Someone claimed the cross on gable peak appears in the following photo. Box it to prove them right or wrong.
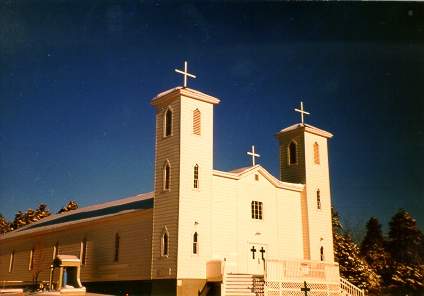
[174,61,196,88]
[247,145,260,166]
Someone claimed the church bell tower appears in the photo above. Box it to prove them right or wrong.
[276,102,335,263]
[150,62,220,294]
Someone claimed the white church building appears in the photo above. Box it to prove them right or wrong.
[0,63,363,296]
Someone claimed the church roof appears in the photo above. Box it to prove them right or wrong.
[277,123,333,138]
[213,165,304,192]
[1,192,153,240]
[229,166,252,174]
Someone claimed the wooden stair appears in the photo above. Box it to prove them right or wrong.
[223,273,264,296]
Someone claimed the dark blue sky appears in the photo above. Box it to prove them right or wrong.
[1,2,423,232]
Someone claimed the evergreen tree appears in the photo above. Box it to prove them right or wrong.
[388,209,423,265]
[0,214,11,234]
[332,208,381,294]
[386,209,424,295]
[10,204,51,231]
[57,200,79,214]
[360,217,388,275]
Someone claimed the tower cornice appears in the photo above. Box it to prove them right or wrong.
[151,87,220,109]
[276,123,333,140]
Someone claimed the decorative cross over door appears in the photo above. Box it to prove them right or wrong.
[248,243,267,275]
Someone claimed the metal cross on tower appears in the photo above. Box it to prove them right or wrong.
[247,145,260,166]
[294,101,310,124]
[175,61,196,88]
[301,281,311,296]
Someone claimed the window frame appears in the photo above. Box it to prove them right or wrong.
[314,142,320,165]
[288,141,298,165]
[114,233,120,262]
[163,160,171,191]
[251,201,263,220]
[52,242,59,259]
[192,232,199,255]
[164,108,173,138]
[193,164,199,189]
[316,189,321,210]
[193,108,201,135]
[80,237,87,265]
[9,250,14,273]
[29,248,34,271]
[161,228,169,257]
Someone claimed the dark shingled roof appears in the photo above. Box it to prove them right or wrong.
[1,192,153,240]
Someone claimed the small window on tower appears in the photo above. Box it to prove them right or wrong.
[163,161,171,191]
[320,246,324,261]
[317,189,321,209]
[193,164,199,189]
[193,109,201,135]
[192,232,199,254]
[251,201,263,220]
[314,142,320,164]
[289,141,297,165]
[164,108,173,137]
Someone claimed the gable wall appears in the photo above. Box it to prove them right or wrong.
[211,171,304,274]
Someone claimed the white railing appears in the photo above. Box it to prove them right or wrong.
[265,259,340,283]
[264,259,351,296]
[340,277,364,296]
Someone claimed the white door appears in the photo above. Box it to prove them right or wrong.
[247,243,267,275]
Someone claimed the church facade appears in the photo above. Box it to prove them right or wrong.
[0,77,360,295]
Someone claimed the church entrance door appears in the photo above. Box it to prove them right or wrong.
[247,243,267,275]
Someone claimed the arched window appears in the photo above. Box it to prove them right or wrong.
[192,232,199,254]
[193,164,199,189]
[314,142,320,164]
[193,109,201,135]
[320,246,324,261]
[317,189,321,209]
[163,161,171,191]
[114,233,120,262]
[289,141,297,165]
[164,108,173,137]
[161,228,169,257]
[80,238,87,265]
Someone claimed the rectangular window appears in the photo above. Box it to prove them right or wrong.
[193,164,199,189]
[193,109,201,135]
[251,201,263,220]
[80,238,87,265]
[53,242,59,259]
[114,233,120,262]
[29,248,34,271]
[9,251,14,273]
